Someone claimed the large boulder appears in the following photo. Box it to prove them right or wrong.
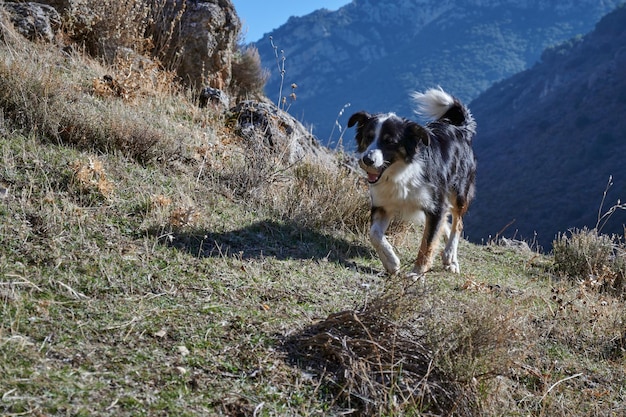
[156,0,240,89]
[230,100,338,168]
[33,0,240,90]
[1,2,61,42]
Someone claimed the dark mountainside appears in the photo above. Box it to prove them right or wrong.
[253,0,621,145]
[465,4,626,249]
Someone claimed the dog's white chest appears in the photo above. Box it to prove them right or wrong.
[369,163,433,221]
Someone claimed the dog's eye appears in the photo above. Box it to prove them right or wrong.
[382,134,393,143]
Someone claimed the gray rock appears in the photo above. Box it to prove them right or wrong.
[2,2,61,42]
[156,0,240,89]
[230,100,337,168]
[199,87,230,108]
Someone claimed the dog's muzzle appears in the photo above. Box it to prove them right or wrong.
[360,150,385,184]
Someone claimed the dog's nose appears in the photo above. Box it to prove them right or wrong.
[362,154,374,166]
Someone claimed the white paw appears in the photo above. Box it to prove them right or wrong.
[412,263,429,275]
[444,262,460,274]
[405,271,425,284]
[381,256,401,275]
[384,265,401,276]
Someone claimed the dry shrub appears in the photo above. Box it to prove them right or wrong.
[544,284,624,356]
[55,108,165,163]
[63,0,174,60]
[91,52,180,101]
[215,133,389,236]
[221,153,370,234]
[275,163,370,233]
[168,206,198,227]
[63,0,190,77]
[553,228,625,296]
[63,0,149,59]
[231,45,269,100]
[141,194,198,229]
[61,0,188,95]
[216,139,273,201]
[69,156,115,204]
[428,299,523,382]
[283,282,530,416]
[285,284,483,416]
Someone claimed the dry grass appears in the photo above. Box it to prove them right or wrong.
[1,5,625,416]
[62,0,182,62]
[278,163,370,233]
[554,227,625,296]
[0,25,194,164]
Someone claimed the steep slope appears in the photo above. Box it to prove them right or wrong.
[254,0,621,144]
[466,4,626,249]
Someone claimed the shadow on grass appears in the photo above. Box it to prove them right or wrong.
[148,219,375,269]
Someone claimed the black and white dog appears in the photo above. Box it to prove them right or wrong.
[348,87,476,276]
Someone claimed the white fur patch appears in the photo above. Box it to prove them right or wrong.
[411,87,454,120]
[363,149,384,169]
[370,160,434,220]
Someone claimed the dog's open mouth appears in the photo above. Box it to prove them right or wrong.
[365,167,385,184]
[359,157,387,184]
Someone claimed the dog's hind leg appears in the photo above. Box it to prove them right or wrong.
[413,211,447,275]
[442,208,463,274]
[370,207,400,275]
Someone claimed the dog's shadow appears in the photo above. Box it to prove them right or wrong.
[149,219,374,269]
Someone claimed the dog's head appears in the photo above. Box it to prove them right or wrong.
[348,111,429,184]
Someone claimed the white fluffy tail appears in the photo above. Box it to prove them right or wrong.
[411,87,455,120]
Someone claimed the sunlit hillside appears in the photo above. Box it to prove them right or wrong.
[0,2,624,416]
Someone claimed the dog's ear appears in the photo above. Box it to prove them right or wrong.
[348,111,373,152]
[347,111,371,129]
[406,122,429,146]
[403,122,430,160]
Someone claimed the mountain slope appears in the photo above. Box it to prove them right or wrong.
[1,3,626,416]
[254,0,622,144]
[466,4,626,248]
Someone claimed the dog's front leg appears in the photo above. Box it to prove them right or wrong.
[370,207,400,275]
[413,211,446,275]
[442,208,463,273]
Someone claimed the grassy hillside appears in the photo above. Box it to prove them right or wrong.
[1,7,625,417]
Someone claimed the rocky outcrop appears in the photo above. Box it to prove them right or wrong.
[28,0,240,90]
[199,87,230,108]
[155,0,241,89]
[230,100,337,168]
[1,2,60,42]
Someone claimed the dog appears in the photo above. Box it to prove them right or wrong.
[348,87,476,276]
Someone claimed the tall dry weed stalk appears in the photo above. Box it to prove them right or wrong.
[269,36,285,107]
[596,175,626,232]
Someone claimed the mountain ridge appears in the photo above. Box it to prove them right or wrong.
[253,0,622,144]
[466,3,626,248]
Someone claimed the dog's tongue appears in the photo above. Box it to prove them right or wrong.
[367,172,380,183]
